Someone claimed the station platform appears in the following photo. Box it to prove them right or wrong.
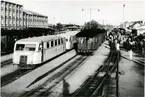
[1,53,13,63]
[104,41,145,65]
[120,49,145,65]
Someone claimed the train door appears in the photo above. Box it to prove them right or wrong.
[57,38,61,54]
[61,38,65,51]
[50,39,55,58]
[69,36,72,49]
[39,41,44,63]
[45,40,52,60]
[66,37,71,49]
[43,42,47,61]
[54,39,58,54]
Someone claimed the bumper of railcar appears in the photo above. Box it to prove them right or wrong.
[17,64,35,69]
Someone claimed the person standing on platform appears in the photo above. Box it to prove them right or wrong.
[116,40,120,51]
[108,34,113,50]
[140,39,145,55]
[128,38,133,60]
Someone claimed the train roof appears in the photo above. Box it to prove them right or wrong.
[57,30,80,37]
[16,35,63,43]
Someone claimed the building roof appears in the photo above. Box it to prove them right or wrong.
[23,10,47,18]
[136,25,145,30]
[1,0,23,6]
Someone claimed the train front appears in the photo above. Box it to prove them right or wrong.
[13,41,40,69]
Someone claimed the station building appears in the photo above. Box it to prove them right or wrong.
[1,0,23,30]
[23,10,48,28]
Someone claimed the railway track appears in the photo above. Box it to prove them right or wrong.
[1,69,31,87]
[1,50,73,87]
[14,55,90,97]
[71,51,120,97]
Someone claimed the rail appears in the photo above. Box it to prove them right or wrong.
[13,55,90,97]
[71,50,120,97]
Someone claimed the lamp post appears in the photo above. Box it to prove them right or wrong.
[82,8,100,21]
[54,17,56,25]
[123,4,125,28]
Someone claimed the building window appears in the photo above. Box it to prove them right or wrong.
[13,20,15,23]
[1,18,4,25]
[5,8,7,11]
[1,7,4,10]
[9,16,11,19]
[1,15,4,20]
[12,16,15,19]
[9,7,11,11]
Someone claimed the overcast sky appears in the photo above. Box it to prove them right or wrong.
[6,0,145,25]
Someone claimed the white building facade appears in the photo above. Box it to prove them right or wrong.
[1,0,48,30]
[23,10,48,28]
[1,0,23,30]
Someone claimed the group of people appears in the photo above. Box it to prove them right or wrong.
[123,34,145,56]
[107,30,134,60]
[108,29,145,60]
[107,32,121,52]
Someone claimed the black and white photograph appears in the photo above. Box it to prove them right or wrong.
[1,0,145,97]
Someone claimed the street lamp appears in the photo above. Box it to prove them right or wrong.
[54,17,56,25]
[82,8,100,21]
[123,4,125,28]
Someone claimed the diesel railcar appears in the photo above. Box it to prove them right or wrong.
[13,35,66,69]
[57,30,79,50]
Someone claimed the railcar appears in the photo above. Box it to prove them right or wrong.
[13,35,66,69]
[75,30,106,55]
[57,30,79,50]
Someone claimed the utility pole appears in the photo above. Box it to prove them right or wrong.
[82,8,100,21]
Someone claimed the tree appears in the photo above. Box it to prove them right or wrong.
[76,20,105,37]
[56,23,63,31]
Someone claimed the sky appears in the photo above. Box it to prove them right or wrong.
[6,0,145,26]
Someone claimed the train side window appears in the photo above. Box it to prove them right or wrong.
[47,41,50,48]
[72,36,74,41]
[39,44,42,50]
[66,38,68,42]
[70,37,72,42]
[61,38,63,44]
[58,39,60,45]
[55,39,57,46]
[16,44,25,51]
[51,40,54,47]
[25,44,36,51]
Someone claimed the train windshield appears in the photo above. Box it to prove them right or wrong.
[15,44,36,51]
